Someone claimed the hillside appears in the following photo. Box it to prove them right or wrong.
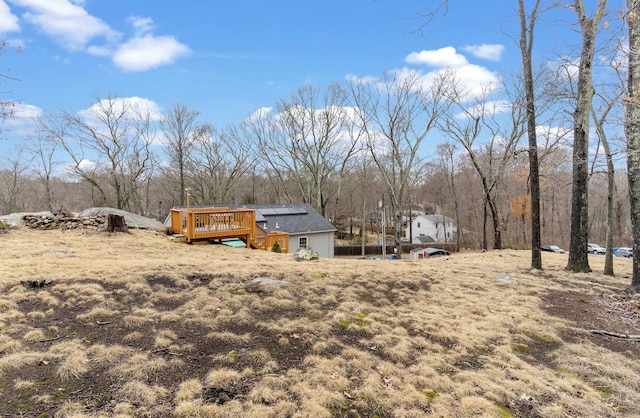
[1,226,639,417]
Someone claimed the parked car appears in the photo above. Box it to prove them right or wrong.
[541,245,565,253]
[587,243,605,254]
[616,247,633,258]
[424,247,450,257]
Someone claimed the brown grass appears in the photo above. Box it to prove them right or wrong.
[1,227,639,417]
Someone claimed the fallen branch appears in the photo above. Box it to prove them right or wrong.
[39,335,62,343]
[590,330,640,341]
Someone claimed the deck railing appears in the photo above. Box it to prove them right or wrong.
[169,207,288,252]
[253,223,289,253]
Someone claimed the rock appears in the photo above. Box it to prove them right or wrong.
[0,211,54,228]
[1,207,167,233]
[495,273,518,285]
[251,277,295,287]
[294,248,319,261]
[79,207,167,233]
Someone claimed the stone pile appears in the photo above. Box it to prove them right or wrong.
[23,214,107,230]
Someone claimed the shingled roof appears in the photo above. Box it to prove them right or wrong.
[229,203,336,235]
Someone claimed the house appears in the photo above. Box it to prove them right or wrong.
[169,203,337,258]
[406,214,456,244]
[231,204,337,258]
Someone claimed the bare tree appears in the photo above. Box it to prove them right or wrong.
[40,95,156,211]
[439,75,526,250]
[518,0,543,269]
[160,103,203,206]
[188,122,255,205]
[625,0,640,292]
[348,70,450,247]
[25,130,61,212]
[565,0,609,273]
[0,146,30,213]
[256,83,358,217]
[437,142,462,250]
[246,109,296,204]
[591,85,623,275]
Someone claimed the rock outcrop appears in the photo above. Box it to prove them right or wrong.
[0,207,168,233]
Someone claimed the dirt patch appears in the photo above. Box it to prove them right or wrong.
[543,290,640,359]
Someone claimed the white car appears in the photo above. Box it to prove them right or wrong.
[587,243,605,255]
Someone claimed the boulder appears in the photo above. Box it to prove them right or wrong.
[79,207,167,233]
[294,248,319,261]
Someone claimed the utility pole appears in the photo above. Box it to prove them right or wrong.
[380,199,386,259]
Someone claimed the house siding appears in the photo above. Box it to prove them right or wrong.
[289,230,335,258]
[407,214,456,243]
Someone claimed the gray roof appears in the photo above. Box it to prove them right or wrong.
[418,214,454,223]
[229,203,336,235]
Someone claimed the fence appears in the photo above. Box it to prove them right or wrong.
[334,243,457,257]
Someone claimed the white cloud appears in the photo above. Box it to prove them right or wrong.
[462,44,504,61]
[405,47,468,68]
[450,64,500,95]
[5,2,189,72]
[129,16,154,35]
[548,57,579,81]
[77,158,96,170]
[345,73,378,85]
[113,33,190,72]
[0,0,19,32]
[535,125,573,148]
[2,102,42,128]
[14,102,42,119]
[456,99,510,119]
[8,0,120,51]
[78,96,163,121]
[86,44,111,56]
[245,106,272,122]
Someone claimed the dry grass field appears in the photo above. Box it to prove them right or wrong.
[1,226,640,417]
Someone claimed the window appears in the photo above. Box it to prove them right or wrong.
[298,236,308,249]
[417,222,421,228]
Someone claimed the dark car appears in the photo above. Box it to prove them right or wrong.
[424,247,450,257]
[541,245,565,253]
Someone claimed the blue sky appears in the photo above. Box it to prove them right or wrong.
[0,0,611,156]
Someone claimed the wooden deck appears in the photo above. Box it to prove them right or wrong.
[169,208,289,252]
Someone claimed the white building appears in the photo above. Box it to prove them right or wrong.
[406,214,456,243]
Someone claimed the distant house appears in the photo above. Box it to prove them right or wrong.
[407,214,456,244]
[230,204,337,258]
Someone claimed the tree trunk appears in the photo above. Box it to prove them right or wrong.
[107,214,128,233]
[488,198,502,250]
[626,0,640,292]
[518,0,542,269]
[566,0,607,273]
